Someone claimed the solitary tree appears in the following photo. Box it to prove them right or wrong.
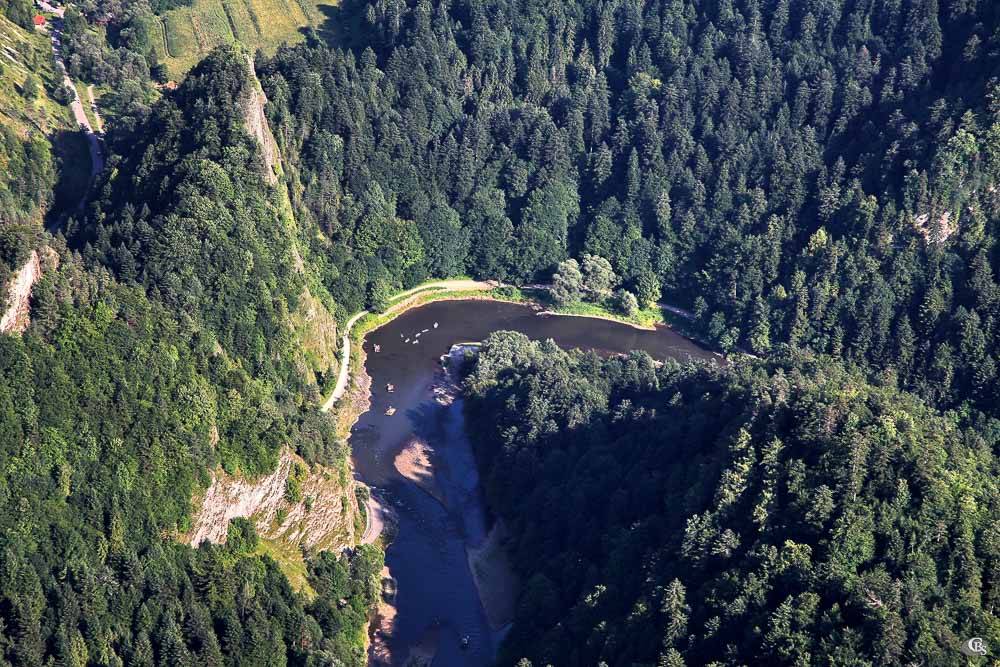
[551,258,583,306]
[613,288,639,317]
[21,74,40,100]
[581,253,617,299]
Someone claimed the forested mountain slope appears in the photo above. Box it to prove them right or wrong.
[0,258,380,664]
[464,332,1000,666]
[2,0,1000,664]
[259,0,1000,418]
[0,47,380,665]
[74,47,341,410]
[0,9,83,311]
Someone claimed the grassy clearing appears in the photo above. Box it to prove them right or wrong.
[256,537,317,599]
[153,0,339,79]
[0,17,75,136]
[247,0,306,43]
[495,286,670,330]
[386,285,446,304]
[193,0,236,51]
[221,0,258,43]
[543,298,665,329]
[163,11,198,60]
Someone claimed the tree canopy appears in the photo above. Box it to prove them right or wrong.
[2,0,1000,663]
[465,332,1000,666]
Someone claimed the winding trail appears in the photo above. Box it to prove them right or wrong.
[36,1,104,208]
[320,280,491,412]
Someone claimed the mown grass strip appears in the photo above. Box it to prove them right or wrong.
[164,11,198,59]
[192,0,236,51]
[224,0,260,41]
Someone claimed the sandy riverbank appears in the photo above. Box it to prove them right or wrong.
[393,438,446,505]
[369,565,398,665]
[467,521,519,631]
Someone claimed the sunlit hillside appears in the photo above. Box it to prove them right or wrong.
[149,0,336,78]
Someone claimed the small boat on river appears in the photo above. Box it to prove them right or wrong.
[385,406,396,416]
[381,576,397,603]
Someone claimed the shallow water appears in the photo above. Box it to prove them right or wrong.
[352,300,712,665]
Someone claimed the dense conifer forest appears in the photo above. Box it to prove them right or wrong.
[258,0,1000,417]
[0,47,381,665]
[0,0,999,663]
[465,332,999,665]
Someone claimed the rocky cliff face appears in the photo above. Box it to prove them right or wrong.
[1,248,56,334]
[187,448,360,551]
[240,54,280,185]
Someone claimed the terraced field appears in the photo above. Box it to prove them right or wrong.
[151,0,337,78]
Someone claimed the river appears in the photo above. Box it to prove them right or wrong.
[350,299,713,666]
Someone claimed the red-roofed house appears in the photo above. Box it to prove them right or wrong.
[33,15,46,26]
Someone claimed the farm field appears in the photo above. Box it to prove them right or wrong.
[150,0,338,78]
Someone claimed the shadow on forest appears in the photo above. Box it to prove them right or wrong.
[300,0,372,51]
[45,128,92,230]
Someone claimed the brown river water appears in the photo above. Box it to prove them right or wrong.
[350,299,713,666]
